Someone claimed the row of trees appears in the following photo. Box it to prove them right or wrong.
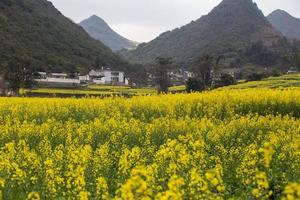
[152,55,235,94]
[152,49,300,94]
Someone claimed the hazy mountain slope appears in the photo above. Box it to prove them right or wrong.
[121,0,282,66]
[79,15,138,51]
[0,0,125,73]
[268,9,300,40]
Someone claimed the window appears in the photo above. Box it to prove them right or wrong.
[111,77,119,82]
[111,72,119,76]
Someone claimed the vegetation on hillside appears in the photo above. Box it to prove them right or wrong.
[120,0,285,69]
[222,74,300,89]
[0,0,125,73]
[268,9,300,40]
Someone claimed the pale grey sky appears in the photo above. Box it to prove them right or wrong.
[49,0,300,42]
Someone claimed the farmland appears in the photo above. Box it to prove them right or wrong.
[19,74,300,98]
[223,74,300,89]
[21,85,187,98]
[0,89,300,199]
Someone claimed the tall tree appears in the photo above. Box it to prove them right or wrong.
[3,59,35,95]
[192,55,224,89]
[285,53,300,70]
[152,57,173,94]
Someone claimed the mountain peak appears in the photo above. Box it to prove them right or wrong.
[89,15,105,21]
[79,16,138,51]
[219,0,257,7]
[212,0,262,17]
[269,9,293,18]
[121,0,282,65]
[268,10,300,40]
[83,15,108,26]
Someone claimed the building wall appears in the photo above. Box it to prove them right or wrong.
[35,78,81,87]
[103,71,124,84]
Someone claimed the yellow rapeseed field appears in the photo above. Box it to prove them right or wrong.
[0,89,300,199]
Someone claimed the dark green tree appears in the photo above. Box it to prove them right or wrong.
[217,74,236,87]
[246,73,266,82]
[152,57,173,94]
[186,78,204,93]
[3,59,35,95]
[21,68,36,90]
[191,55,224,89]
[245,41,278,67]
[4,63,23,95]
[284,53,300,71]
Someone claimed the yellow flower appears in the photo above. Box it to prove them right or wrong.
[0,179,5,188]
[79,191,90,200]
[282,183,300,200]
[26,192,40,200]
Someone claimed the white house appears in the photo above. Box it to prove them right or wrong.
[287,68,298,75]
[78,75,90,84]
[37,72,47,79]
[35,72,80,87]
[89,69,126,85]
[35,69,128,87]
[49,73,68,79]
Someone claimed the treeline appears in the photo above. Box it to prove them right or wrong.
[147,48,300,94]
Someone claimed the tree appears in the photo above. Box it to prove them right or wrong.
[217,74,235,87]
[3,59,35,95]
[245,41,278,67]
[4,65,23,95]
[191,55,224,89]
[22,68,36,90]
[126,63,148,87]
[284,53,300,71]
[152,57,173,94]
[246,73,265,82]
[186,78,204,93]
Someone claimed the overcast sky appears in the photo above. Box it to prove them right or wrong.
[49,0,300,43]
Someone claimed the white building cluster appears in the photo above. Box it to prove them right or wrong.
[35,69,129,87]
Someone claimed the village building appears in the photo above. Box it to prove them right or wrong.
[37,72,47,79]
[48,73,68,79]
[35,69,129,87]
[89,69,128,85]
[169,70,193,85]
[287,68,299,75]
[35,72,80,87]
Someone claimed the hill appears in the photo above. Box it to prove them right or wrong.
[120,0,283,67]
[79,15,138,51]
[0,0,125,73]
[268,10,300,40]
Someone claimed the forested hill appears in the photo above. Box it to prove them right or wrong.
[120,0,283,67]
[268,10,300,40]
[0,0,125,73]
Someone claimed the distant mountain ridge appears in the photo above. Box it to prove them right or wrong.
[268,10,300,40]
[121,0,282,66]
[0,0,125,73]
[79,15,138,51]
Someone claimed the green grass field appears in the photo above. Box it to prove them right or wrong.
[22,85,186,97]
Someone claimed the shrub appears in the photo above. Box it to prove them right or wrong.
[217,73,236,87]
[246,73,266,82]
[186,78,204,93]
